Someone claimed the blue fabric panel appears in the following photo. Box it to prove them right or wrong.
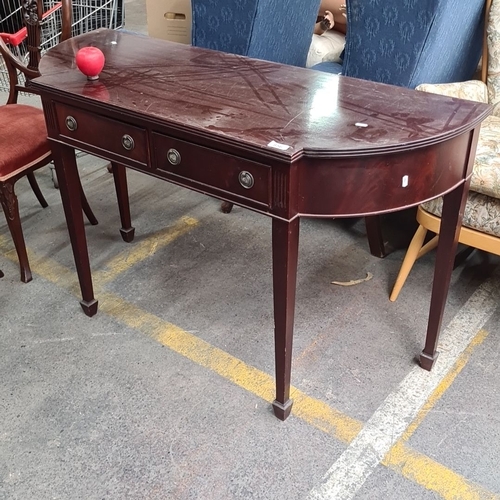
[191,0,258,55]
[191,0,320,67]
[410,0,484,87]
[339,0,484,89]
[342,0,438,86]
[248,0,321,67]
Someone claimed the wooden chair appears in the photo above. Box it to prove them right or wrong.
[390,0,500,301]
[0,0,98,282]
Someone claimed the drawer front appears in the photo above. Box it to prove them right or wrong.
[54,103,147,163]
[152,132,271,206]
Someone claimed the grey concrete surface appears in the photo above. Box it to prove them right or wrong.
[1,2,500,499]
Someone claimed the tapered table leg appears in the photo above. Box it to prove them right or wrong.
[52,143,98,316]
[420,180,471,370]
[271,217,300,420]
[111,162,135,242]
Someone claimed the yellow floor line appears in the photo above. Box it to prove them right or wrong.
[2,234,498,499]
[383,329,500,500]
[0,232,364,443]
[397,329,489,443]
[386,441,499,500]
[94,216,199,285]
[98,290,364,444]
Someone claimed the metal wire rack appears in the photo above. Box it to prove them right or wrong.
[0,0,124,93]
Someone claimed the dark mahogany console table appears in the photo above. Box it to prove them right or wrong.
[32,29,490,420]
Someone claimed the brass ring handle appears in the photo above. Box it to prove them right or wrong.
[65,116,78,131]
[167,148,181,165]
[122,134,135,151]
[238,171,254,189]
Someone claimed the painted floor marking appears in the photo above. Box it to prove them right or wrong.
[388,440,500,500]
[308,275,500,500]
[2,233,500,498]
[93,216,198,286]
[385,329,500,500]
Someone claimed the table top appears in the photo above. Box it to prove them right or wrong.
[34,29,490,161]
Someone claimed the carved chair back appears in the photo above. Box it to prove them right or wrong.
[0,0,72,104]
[0,0,97,283]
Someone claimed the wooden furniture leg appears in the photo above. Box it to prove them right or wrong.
[226,210,389,261]
[0,182,32,283]
[111,162,135,242]
[78,180,98,226]
[271,217,300,421]
[390,229,438,301]
[221,201,234,213]
[365,214,389,258]
[453,246,476,268]
[27,172,48,208]
[52,143,97,316]
[420,182,470,370]
[390,225,428,301]
[48,166,98,226]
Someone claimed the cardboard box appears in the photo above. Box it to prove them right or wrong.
[146,0,192,44]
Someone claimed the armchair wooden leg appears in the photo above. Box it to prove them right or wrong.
[27,172,48,208]
[111,162,135,242]
[365,215,389,258]
[389,225,428,301]
[0,182,32,283]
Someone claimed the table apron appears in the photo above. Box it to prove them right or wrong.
[45,98,476,220]
[297,132,474,216]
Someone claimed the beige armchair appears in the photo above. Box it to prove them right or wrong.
[390,0,500,301]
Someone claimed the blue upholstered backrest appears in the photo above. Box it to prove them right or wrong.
[342,0,485,88]
[191,0,321,67]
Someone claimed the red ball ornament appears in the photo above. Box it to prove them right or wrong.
[75,47,105,80]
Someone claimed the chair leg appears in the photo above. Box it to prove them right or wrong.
[221,201,234,213]
[0,182,32,283]
[111,162,135,242]
[389,225,429,302]
[365,215,389,258]
[27,172,48,208]
[50,164,59,188]
[418,234,439,259]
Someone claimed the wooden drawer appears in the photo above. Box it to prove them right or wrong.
[152,132,271,207]
[54,103,147,164]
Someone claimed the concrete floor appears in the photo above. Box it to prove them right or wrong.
[1,2,500,499]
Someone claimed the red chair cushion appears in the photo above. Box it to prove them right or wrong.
[0,104,51,181]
